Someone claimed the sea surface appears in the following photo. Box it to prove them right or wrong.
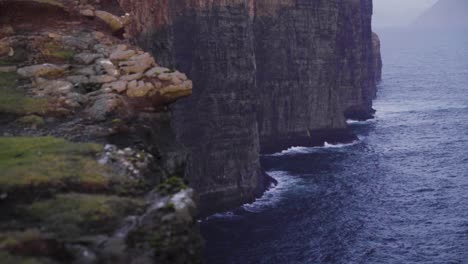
[201,29,468,264]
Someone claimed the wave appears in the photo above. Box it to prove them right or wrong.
[203,171,299,221]
[269,140,360,156]
[241,171,299,213]
[203,211,241,221]
[347,119,376,125]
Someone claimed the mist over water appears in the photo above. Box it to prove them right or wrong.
[373,0,437,28]
[201,29,468,263]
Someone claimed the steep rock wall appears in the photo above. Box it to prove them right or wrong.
[373,32,383,83]
[120,0,266,215]
[120,0,379,213]
[254,0,368,153]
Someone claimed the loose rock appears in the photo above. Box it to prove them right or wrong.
[17,64,67,78]
[95,10,124,33]
[119,53,155,74]
[74,53,103,65]
[145,66,170,77]
[89,75,117,84]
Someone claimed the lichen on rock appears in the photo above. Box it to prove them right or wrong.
[0,1,201,263]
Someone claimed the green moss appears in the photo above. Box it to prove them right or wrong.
[0,72,18,89]
[0,251,46,264]
[156,177,187,196]
[17,115,45,128]
[0,88,50,115]
[23,193,145,238]
[41,44,74,61]
[0,137,109,195]
[0,73,51,115]
[111,118,122,124]
[0,230,43,250]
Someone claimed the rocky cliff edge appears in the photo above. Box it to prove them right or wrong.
[0,0,201,263]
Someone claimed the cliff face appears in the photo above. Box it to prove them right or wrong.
[120,0,266,215]
[373,32,383,84]
[254,0,376,152]
[121,0,379,213]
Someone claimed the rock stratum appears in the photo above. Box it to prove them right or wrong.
[120,0,382,214]
[0,0,382,263]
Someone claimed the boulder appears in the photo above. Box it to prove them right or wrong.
[119,53,155,74]
[159,80,193,101]
[35,80,73,96]
[76,66,96,76]
[95,10,124,33]
[110,47,136,61]
[66,75,89,84]
[85,93,124,121]
[96,59,119,77]
[108,80,128,93]
[145,66,170,77]
[17,64,67,78]
[80,9,95,17]
[120,72,142,81]
[89,75,117,84]
[126,81,154,98]
[0,42,10,56]
[74,53,103,65]
[62,36,91,50]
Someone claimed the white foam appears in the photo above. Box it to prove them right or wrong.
[269,140,360,156]
[202,171,297,221]
[204,211,240,221]
[323,141,359,148]
[241,171,299,213]
[346,119,376,125]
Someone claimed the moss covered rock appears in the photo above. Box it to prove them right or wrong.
[0,88,50,116]
[17,115,45,128]
[40,44,74,62]
[155,177,187,196]
[22,193,145,238]
[0,72,51,116]
[0,137,109,198]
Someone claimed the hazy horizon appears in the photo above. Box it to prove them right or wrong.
[373,0,438,28]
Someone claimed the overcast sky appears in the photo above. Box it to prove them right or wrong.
[373,0,438,28]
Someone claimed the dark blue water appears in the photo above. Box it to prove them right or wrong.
[201,29,468,264]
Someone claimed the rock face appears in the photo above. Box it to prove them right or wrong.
[255,0,376,151]
[120,0,266,215]
[0,1,201,263]
[120,0,380,214]
[373,32,383,84]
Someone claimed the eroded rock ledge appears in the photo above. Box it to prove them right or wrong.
[0,0,201,263]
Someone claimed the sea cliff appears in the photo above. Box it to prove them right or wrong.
[120,0,382,214]
[0,0,382,262]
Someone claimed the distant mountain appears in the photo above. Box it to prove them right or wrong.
[412,0,468,28]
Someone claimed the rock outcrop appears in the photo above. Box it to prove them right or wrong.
[120,0,380,214]
[373,32,383,84]
[0,1,201,263]
[255,0,377,152]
